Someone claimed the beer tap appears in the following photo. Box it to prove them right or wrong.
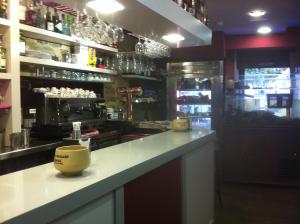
[117,87,143,121]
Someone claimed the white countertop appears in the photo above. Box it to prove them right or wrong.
[0,128,214,224]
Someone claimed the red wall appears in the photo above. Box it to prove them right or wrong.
[169,31,226,62]
[226,31,300,50]
[224,28,300,77]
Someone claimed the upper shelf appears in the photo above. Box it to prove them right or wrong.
[19,24,118,53]
[53,0,212,48]
[122,74,160,81]
[0,18,10,27]
[0,73,11,80]
[20,56,118,75]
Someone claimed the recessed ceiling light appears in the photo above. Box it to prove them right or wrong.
[86,0,125,14]
[257,26,272,34]
[248,9,266,17]
[162,34,185,43]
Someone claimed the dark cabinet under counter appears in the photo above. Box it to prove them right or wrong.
[222,122,300,185]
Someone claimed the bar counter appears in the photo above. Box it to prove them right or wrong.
[0,128,215,224]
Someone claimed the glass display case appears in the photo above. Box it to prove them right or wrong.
[176,89,212,128]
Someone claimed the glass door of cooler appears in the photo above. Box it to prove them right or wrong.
[176,90,212,128]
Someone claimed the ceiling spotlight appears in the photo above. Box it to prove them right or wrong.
[86,0,125,14]
[257,26,272,34]
[162,34,185,43]
[248,9,266,17]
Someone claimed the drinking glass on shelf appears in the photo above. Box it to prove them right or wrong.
[116,53,124,72]
[105,56,111,69]
[51,71,58,79]
[124,53,131,73]
[61,70,68,79]
[44,70,51,78]
[71,54,77,64]
[132,54,138,73]
[80,73,87,81]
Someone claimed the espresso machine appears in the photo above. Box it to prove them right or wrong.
[31,93,107,139]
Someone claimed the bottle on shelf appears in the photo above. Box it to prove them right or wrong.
[0,0,7,19]
[61,14,70,36]
[66,14,73,35]
[0,34,6,73]
[45,6,54,31]
[35,0,45,29]
[53,8,62,33]
[19,0,27,24]
[190,0,196,16]
[25,0,37,27]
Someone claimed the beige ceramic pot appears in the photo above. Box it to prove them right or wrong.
[172,118,190,131]
[54,145,90,176]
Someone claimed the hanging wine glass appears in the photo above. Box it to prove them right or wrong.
[114,26,124,43]
[135,36,144,54]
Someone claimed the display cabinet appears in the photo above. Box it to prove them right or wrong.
[176,89,212,128]
[0,0,21,146]
[225,67,299,118]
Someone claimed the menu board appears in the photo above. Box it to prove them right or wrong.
[267,94,292,108]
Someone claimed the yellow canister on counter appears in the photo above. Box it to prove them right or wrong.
[172,117,190,131]
[54,145,90,176]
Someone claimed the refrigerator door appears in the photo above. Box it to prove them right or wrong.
[166,61,224,130]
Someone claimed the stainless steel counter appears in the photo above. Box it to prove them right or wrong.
[0,141,63,161]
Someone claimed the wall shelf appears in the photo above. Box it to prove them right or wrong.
[0,18,11,27]
[0,104,11,109]
[0,73,11,80]
[20,56,118,75]
[21,75,112,84]
[20,24,118,53]
[188,115,211,118]
[177,103,211,105]
[122,74,160,81]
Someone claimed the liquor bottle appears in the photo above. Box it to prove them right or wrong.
[25,1,37,26]
[66,14,74,36]
[190,0,196,16]
[19,0,27,24]
[52,8,62,33]
[0,34,6,73]
[0,0,7,18]
[45,7,54,31]
[61,14,69,35]
[182,0,188,11]
[36,0,45,29]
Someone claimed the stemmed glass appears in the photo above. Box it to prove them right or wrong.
[135,36,144,54]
